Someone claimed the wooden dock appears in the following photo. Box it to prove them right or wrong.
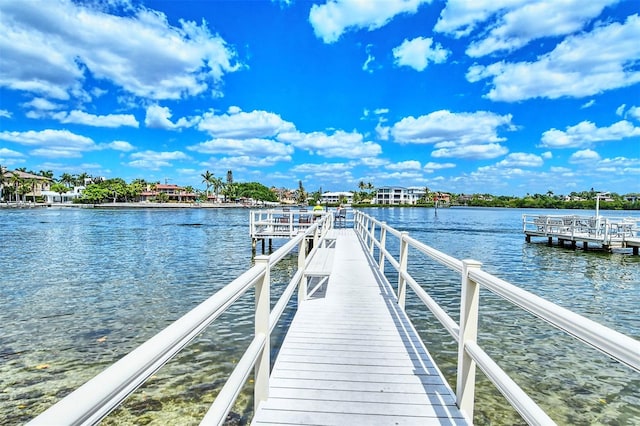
[523,214,640,254]
[252,229,468,425]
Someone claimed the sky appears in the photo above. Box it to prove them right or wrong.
[0,0,639,196]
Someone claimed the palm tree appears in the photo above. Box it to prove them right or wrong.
[201,170,214,199]
[77,172,90,186]
[211,176,224,202]
[10,172,23,202]
[39,170,54,179]
[0,165,6,201]
[60,173,74,188]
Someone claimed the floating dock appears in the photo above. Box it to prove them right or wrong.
[522,214,640,254]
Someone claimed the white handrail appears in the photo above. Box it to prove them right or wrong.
[29,213,333,426]
[353,210,639,425]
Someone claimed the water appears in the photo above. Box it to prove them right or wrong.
[1,207,638,424]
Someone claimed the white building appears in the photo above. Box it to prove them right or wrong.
[376,186,425,205]
[41,186,85,203]
[320,191,354,205]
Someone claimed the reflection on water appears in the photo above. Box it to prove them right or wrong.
[1,207,638,424]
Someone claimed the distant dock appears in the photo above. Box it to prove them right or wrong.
[250,207,350,252]
[522,214,640,254]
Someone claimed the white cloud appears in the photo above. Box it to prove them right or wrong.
[541,151,553,159]
[627,106,640,121]
[0,147,24,157]
[106,140,136,152]
[463,0,616,57]
[496,152,543,167]
[0,109,11,118]
[23,98,61,111]
[52,110,139,128]
[392,37,450,71]
[569,149,601,163]
[541,120,640,148]
[309,0,430,43]
[0,129,97,158]
[279,129,382,159]
[432,143,508,159]
[128,150,191,170]
[213,154,292,169]
[390,110,513,160]
[466,14,640,101]
[198,109,295,139]
[434,0,526,38]
[616,104,627,116]
[0,0,239,100]
[423,161,456,171]
[581,100,595,109]
[145,105,195,130]
[188,138,294,157]
[386,160,421,171]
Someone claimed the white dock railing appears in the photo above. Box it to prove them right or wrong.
[354,210,640,424]
[28,214,335,426]
[522,213,639,242]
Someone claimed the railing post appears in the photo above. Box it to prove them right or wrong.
[398,231,409,310]
[298,238,307,304]
[456,259,483,420]
[254,255,270,412]
[369,221,376,254]
[379,222,387,273]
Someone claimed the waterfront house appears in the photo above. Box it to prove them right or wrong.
[1,169,52,202]
[320,191,354,205]
[140,183,197,203]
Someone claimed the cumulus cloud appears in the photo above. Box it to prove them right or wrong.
[309,0,429,43]
[386,160,421,171]
[188,138,294,157]
[569,149,601,163]
[466,14,640,101]
[106,140,136,152]
[496,152,543,167]
[462,0,615,57]
[0,147,24,158]
[423,161,456,171]
[432,143,508,159]
[0,109,11,118]
[390,110,513,159]
[128,150,191,170]
[145,105,195,130]
[0,0,239,100]
[198,109,295,139]
[52,110,139,128]
[0,129,97,158]
[392,37,450,71]
[279,130,382,159]
[541,120,640,148]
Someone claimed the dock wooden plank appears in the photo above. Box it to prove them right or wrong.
[252,229,468,425]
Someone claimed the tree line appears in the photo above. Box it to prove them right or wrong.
[1,165,638,209]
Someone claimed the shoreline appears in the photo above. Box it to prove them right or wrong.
[0,201,250,209]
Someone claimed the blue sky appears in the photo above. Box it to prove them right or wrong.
[0,0,639,196]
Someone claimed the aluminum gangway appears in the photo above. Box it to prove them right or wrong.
[28,210,639,426]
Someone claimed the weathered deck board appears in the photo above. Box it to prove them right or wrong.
[252,229,468,425]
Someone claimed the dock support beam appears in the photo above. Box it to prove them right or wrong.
[457,259,483,421]
[254,256,270,412]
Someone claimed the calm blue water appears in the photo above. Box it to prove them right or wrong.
[1,207,638,424]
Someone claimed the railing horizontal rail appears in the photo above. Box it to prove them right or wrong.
[469,268,640,372]
[28,265,265,425]
[353,210,640,424]
[402,270,460,341]
[30,213,334,426]
[465,341,555,425]
[200,334,266,425]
